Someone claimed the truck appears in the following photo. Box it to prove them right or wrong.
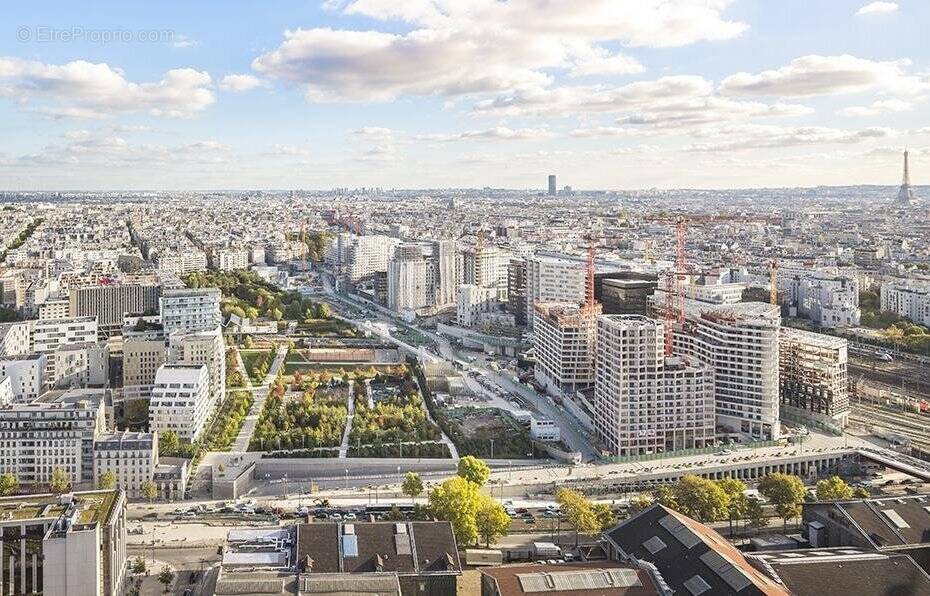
[465,549,504,566]
[533,542,563,559]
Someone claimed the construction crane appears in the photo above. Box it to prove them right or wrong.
[581,233,601,315]
[769,259,779,307]
[644,212,777,355]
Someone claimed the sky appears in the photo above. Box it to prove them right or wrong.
[1,0,929,191]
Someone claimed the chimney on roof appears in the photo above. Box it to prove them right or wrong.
[303,556,314,572]
[444,552,455,570]
[375,554,384,572]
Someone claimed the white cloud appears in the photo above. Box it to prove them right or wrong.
[171,35,200,49]
[220,74,264,92]
[686,124,895,151]
[413,126,553,142]
[254,1,745,102]
[720,54,921,97]
[837,98,912,117]
[856,2,898,16]
[0,58,215,118]
[352,126,396,140]
[474,75,714,116]
[4,132,230,169]
[570,126,647,138]
[356,144,399,162]
[473,75,812,136]
[567,45,644,78]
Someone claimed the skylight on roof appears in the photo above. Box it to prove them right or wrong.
[643,536,667,554]
[683,575,711,596]
[881,509,910,529]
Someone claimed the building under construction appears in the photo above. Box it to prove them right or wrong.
[650,296,782,441]
[778,327,849,433]
[532,301,601,394]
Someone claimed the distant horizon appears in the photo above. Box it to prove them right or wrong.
[1,182,928,196]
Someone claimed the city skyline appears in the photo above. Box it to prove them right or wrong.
[1,1,930,190]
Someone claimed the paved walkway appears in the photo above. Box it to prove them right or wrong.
[337,380,356,458]
[231,346,288,453]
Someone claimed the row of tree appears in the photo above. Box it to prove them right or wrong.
[638,473,868,532]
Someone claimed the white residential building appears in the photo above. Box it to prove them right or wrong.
[160,287,222,336]
[783,271,860,328]
[387,244,429,312]
[169,326,226,410]
[38,298,71,320]
[456,285,499,327]
[149,364,212,442]
[463,245,509,300]
[52,342,109,389]
[336,234,401,282]
[94,431,158,500]
[779,328,849,432]
[0,388,107,485]
[31,316,99,377]
[533,302,600,394]
[155,249,208,275]
[594,315,715,457]
[0,353,48,401]
[525,255,586,327]
[213,248,250,271]
[0,321,31,356]
[530,417,561,442]
[658,299,782,441]
[880,279,930,326]
[430,239,457,307]
[0,377,12,406]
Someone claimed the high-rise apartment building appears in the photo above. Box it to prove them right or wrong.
[69,283,160,335]
[548,174,557,195]
[169,326,226,410]
[429,239,457,307]
[594,315,715,457]
[463,245,509,300]
[533,302,600,394]
[525,255,586,327]
[507,257,527,324]
[660,299,781,440]
[159,288,222,336]
[335,233,401,282]
[779,328,849,432]
[387,244,429,312]
[149,364,211,442]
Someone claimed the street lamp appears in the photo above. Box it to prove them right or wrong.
[344,469,349,490]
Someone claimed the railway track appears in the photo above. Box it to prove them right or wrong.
[850,401,930,452]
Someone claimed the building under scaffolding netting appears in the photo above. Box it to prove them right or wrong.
[778,327,849,434]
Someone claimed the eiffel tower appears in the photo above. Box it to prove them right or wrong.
[897,149,917,205]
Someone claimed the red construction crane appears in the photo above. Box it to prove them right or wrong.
[644,212,775,355]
